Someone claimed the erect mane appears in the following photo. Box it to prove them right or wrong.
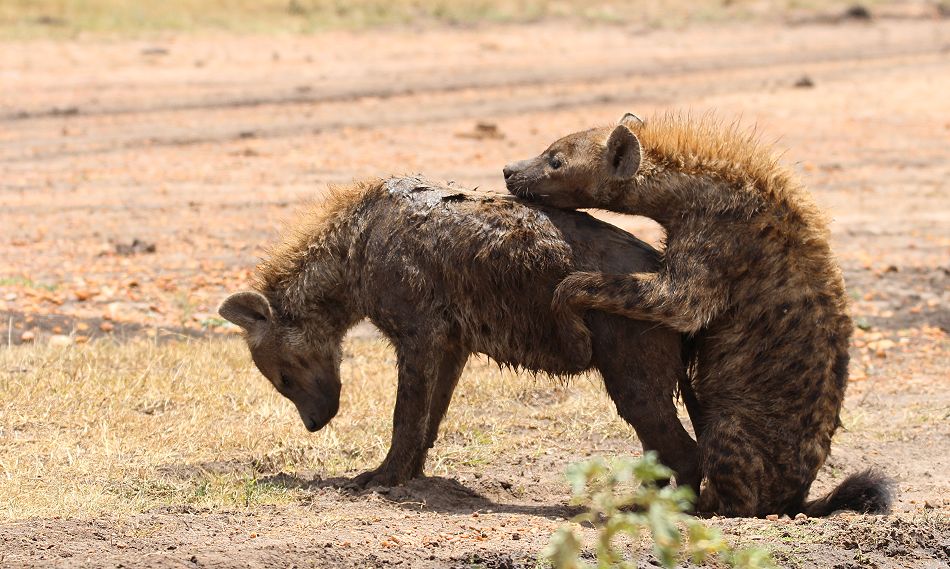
[252,178,385,301]
[633,113,799,202]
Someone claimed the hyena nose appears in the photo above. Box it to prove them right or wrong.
[503,165,514,180]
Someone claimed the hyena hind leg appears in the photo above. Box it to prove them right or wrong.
[697,419,768,517]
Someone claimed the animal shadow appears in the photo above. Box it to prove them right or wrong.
[260,472,582,520]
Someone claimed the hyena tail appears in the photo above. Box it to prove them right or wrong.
[676,335,704,439]
[802,469,896,517]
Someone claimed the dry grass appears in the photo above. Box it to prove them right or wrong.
[0,333,641,521]
[0,0,887,38]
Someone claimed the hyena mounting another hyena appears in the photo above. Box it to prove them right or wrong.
[219,176,699,491]
[503,113,894,517]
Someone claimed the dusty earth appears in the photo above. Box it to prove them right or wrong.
[1,9,949,569]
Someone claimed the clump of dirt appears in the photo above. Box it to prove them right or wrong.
[114,238,157,256]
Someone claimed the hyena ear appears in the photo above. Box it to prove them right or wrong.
[219,291,273,331]
[605,124,642,180]
[618,112,644,127]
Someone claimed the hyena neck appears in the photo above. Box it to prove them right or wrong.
[611,168,764,236]
[260,225,362,328]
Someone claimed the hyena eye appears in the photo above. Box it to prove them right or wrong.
[549,156,564,170]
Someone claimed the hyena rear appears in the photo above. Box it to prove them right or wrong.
[503,114,895,517]
[219,176,699,490]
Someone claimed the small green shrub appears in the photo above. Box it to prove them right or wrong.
[545,453,774,569]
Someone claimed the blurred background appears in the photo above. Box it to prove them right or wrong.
[1,0,947,342]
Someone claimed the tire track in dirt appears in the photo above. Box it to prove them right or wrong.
[2,49,946,164]
[3,36,943,123]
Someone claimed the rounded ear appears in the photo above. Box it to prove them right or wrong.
[605,124,642,180]
[218,291,273,331]
[618,112,644,127]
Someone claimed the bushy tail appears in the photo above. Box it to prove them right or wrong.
[802,469,896,517]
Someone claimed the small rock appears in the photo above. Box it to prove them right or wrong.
[455,121,505,140]
[114,239,156,256]
[795,512,807,520]
[49,334,72,347]
[99,321,115,332]
[33,15,67,27]
[141,46,169,56]
[511,533,521,540]
[843,4,872,20]
[20,331,35,342]
[794,75,815,88]
[74,289,94,301]
[766,514,779,521]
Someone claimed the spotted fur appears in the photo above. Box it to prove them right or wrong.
[220,176,700,491]
[503,114,894,517]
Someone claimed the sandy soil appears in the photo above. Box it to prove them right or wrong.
[1,11,949,569]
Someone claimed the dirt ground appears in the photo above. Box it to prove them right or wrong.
[1,7,949,569]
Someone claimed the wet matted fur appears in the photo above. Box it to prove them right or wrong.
[220,176,699,490]
[503,113,894,517]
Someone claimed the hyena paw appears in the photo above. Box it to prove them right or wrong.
[553,272,602,310]
[346,464,414,490]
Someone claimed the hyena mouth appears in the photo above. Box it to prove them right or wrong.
[505,179,535,201]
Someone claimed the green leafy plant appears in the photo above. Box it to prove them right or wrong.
[545,452,774,569]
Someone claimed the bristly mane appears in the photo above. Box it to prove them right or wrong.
[630,113,830,237]
[252,178,386,311]
[634,113,799,203]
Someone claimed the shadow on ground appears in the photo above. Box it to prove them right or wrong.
[261,472,584,520]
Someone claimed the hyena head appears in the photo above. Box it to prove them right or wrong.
[503,113,645,209]
[219,291,343,433]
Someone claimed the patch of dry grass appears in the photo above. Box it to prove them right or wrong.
[0,334,640,520]
[0,0,888,38]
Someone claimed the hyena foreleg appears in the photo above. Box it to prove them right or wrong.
[553,270,725,335]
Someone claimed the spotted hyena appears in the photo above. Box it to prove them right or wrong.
[219,176,699,491]
[503,114,894,517]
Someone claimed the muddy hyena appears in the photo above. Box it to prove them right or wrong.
[219,176,699,490]
[503,114,894,517]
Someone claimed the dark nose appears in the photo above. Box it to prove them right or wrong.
[304,417,318,432]
[503,165,514,180]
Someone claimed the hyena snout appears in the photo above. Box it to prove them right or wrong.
[503,159,533,180]
[295,395,338,432]
[289,373,341,432]
[503,159,538,196]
